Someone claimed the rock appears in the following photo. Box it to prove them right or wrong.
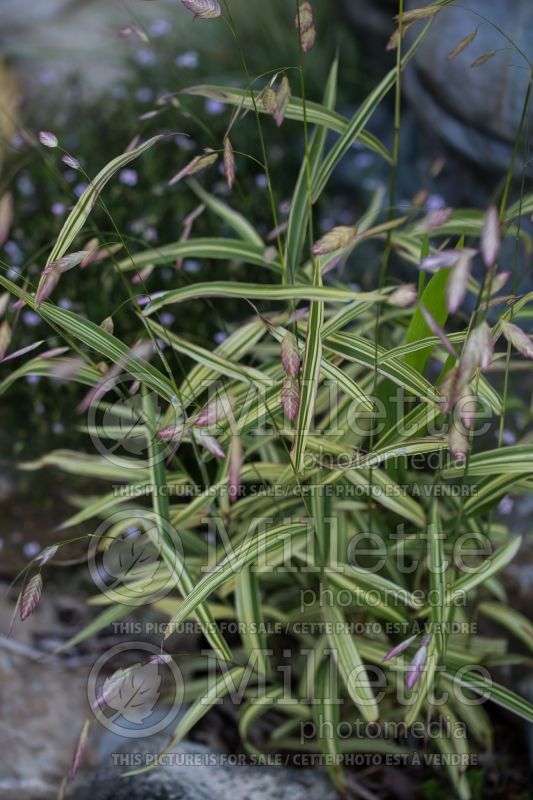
[0,596,91,800]
[67,736,337,800]
[336,0,533,175]
[404,0,533,174]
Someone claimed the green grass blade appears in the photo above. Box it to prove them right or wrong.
[235,565,269,676]
[428,502,446,654]
[124,666,247,776]
[117,238,282,273]
[164,521,308,633]
[143,282,387,315]
[285,58,338,278]
[442,446,533,478]
[323,597,379,722]
[142,388,232,661]
[46,136,162,266]
[183,84,391,163]
[447,537,522,603]
[477,602,533,653]
[188,180,264,246]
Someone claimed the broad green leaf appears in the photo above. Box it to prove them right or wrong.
[142,388,231,661]
[462,474,522,517]
[238,687,283,754]
[0,355,101,396]
[58,487,151,529]
[143,282,387,315]
[428,503,447,654]
[314,657,345,792]
[164,521,309,633]
[327,562,423,610]
[432,705,471,800]
[478,601,533,653]
[442,670,533,723]
[324,332,441,405]
[0,274,177,403]
[235,566,269,676]
[179,318,265,405]
[443,446,533,478]
[117,238,282,273]
[285,58,338,278]
[292,290,323,473]
[447,537,522,603]
[323,598,378,722]
[146,319,269,387]
[183,84,391,163]
[20,450,148,481]
[55,604,132,652]
[403,268,451,374]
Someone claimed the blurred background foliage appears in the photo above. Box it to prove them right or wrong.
[0,0,378,463]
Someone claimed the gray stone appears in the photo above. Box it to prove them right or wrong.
[0,596,92,800]
[67,736,337,800]
[404,0,533,173]
[337,0,533,174]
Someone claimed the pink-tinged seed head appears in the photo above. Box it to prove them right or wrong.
[20,573,43,621]
[39,131,58,148]
[406,640,428,690]
[281,376,300,421]
[281,331,300,377]
[382,634,418,662]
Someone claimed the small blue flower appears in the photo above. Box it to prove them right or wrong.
[135,48,156,66]
[119,169,138,187]
[175,51,199,69]
[205,99,225,116]
[136,87,154,103]
[74,183,88,198]
[22,311,41,328]
[426,194,447,211]
[149,19,171,37]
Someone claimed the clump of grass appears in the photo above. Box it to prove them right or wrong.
[2,2,533,798]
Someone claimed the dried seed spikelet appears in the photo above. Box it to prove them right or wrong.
[169,151,218,186]
[471,50,496,68]
[481,205,501,268]
[312,225,357,256]
[20,574,43,621]
[387,284,418,308]
[501,321,533,360]
[70,720,91,778]
[295,2,316,53]
[448,30,477,60]
[281,331,300,377]
[223,136,236,190]
[262,78,291,127]
[181,0,221,19]
[281,376,300,421]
